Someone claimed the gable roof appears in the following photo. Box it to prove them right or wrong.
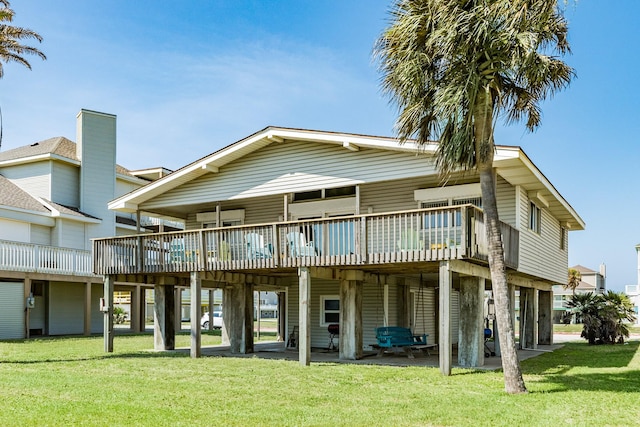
[107,126,585,230]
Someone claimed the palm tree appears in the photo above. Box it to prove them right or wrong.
[564,268,582,295]
[565,292,600,344]
[0,0,45,77]
[0,0,45,150]
[375,0,573,394]
[599,291,636,344]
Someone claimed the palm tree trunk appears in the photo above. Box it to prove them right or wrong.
[475,89,527,394]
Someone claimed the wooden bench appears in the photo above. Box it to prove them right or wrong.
[374,326,436,359]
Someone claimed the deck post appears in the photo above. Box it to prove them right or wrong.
[208,289,214,331]
[223,281,254,354]
[153,284,175,350]
[299,267,311,366]
[103,275,114,353]
[538,290,553,345]
[131,285,142,333]
[438,261,452,375]
[458,276,484,367]
[190,272,202,358]
[520,287,536,349]
[339,277,363,360]
[84,281,92,336]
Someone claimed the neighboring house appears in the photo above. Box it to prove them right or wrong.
[0,109,175,339]
[552,264,606,323]
[94,127,584,371]
[625,244,640,325]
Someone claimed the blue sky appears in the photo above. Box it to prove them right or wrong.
[2,1,639,291]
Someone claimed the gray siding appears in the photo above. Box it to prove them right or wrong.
[496,176,516,226]
[78,110,116,240]
[185,195,284,230]
[56,220,86,250]
[48,281,84,335]
[516,187,567,284]
[360,177,436,213]
[144,141,438,210]
[30,224,51,245]
[0,281,24,339]
[91,283,103,334]
[2,162,52,200]
[51,162,79,207]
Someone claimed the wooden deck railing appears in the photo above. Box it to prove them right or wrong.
[93,206,519,275]
[0,239,94,276]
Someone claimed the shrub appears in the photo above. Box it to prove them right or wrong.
[113,306,127,324]
[566,291,636,344]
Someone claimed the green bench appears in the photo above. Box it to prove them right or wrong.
[374,326,436,359]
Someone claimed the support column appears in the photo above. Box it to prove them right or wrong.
[277,291,285,342]
[458,276,484,367]
[223,281,254,354]
[538,290,553,345]
[175,287,182,331]
[299,267,311,366]
[208,289,214,331]
[154,284,175,351]
[438,261,452,376]
[83,282,92,336]
[520,287,536,349]
[103,275,114,353]
[24,278,32,339]
[131,286,141,333]
[190,272,202,358]
[339,278,363,360]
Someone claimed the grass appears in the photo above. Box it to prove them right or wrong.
[1,334,640,426]
[553,323,640,334]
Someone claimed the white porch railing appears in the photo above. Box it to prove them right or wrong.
[93,206,519,275]
[0,239,94,276]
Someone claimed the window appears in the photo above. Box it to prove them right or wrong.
[293,186,356,202]
[529,202,541,233]
[320,295,340,326]
[560,226,567,250]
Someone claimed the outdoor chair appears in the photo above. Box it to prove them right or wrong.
[397,229,424,251]
[245,232,273,259]
[286,231,316,256]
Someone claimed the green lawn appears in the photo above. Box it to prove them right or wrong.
[1,334,639,426]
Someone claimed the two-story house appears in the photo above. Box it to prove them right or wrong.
[0,109,174,339]
[94,127,584,372]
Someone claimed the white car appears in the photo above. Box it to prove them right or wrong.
[201,311,222,329]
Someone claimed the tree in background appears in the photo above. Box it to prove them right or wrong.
[376,0,574,394]
[564,268,582,295]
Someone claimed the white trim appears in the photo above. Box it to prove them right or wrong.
[289,197,356,219]
[414,183,481,202]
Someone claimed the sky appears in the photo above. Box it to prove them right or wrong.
[1,1,639,291]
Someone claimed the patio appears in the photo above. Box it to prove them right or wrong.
[167,340,565,371]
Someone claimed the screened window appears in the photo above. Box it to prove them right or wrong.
[320,295,340,326]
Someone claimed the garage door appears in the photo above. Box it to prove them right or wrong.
[0,281,25,339]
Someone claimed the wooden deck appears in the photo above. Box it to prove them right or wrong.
[93,205,519,275]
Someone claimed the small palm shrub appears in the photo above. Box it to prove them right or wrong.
[566,291,636,344]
